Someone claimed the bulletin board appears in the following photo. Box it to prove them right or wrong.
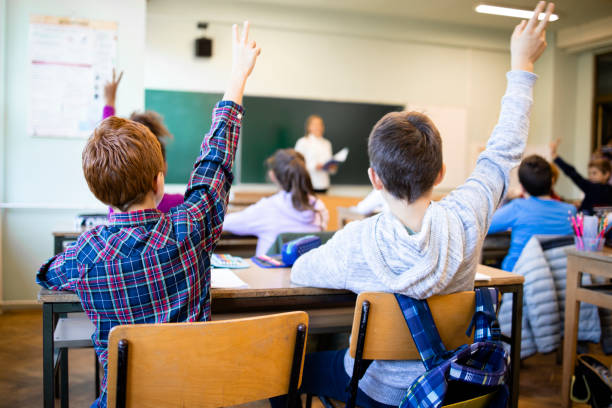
[28,15,117,138]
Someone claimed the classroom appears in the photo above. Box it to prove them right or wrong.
[1,0,612,407]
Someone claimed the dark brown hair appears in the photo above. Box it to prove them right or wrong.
[266,149,316,212]
[368,111,442,202]
[588,157,612,178]
[82,116,164,212]
[518,155,553,197]
[129,111,172,161]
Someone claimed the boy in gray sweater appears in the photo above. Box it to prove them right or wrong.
[288,2,555,407]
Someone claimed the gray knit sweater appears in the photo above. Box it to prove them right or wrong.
[291,70,537,405]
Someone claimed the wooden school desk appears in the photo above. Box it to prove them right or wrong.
[39,262,524,408]
[561,248,612,408]
[54,230,258,257]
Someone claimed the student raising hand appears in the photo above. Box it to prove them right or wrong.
[103,68,123,109]
[224,21,262,105]
[550,138,561,159]
[511,1,555,72]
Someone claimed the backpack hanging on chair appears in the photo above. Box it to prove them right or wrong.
[396,288,510,408]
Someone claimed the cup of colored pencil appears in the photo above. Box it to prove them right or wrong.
[569,212,608,252]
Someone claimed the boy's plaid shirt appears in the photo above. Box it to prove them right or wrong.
[36,101,244,407]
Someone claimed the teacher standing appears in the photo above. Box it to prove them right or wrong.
[295,115,334,194]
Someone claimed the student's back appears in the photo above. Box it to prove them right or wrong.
[224,189,328,255]
[285,5,555,406]
[489,197,575,271]
[36,23,261,408]
[489,154,576,271]
[223,149,328,255]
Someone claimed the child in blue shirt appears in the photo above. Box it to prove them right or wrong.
[489,154,576,271]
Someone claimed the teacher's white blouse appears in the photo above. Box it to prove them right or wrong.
[295,134,333,190]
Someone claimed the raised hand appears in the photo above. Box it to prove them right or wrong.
[550,138,561,159]
[231,21,261,80]
[510,1,554,72]
[224,21,261,105]
[104,68,123,108]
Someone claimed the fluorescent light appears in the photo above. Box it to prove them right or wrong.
[475,4,559,21]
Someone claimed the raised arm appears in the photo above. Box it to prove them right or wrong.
[442,2,554,232]
[550,139,591,192]
[102,68,123,119]
[176,22,261,248]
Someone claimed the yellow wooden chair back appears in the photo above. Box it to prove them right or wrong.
[107,311,308,408]
[348,292,495,408]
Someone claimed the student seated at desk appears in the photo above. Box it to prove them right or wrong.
[35,22,261,408]
[488,155,576,272]
[551,138,612,214]
[102,69,183,214]
[276,4,554,407]
[223,148,329,255]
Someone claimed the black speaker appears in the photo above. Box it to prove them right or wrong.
[195,37,212,57]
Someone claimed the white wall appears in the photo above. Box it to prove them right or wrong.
[1,0,146,303]
[145,1,573,182]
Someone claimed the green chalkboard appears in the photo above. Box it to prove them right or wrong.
[145,90,403,185]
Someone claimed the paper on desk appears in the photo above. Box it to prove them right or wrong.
[211,269,249,288]
[474,272,491,282]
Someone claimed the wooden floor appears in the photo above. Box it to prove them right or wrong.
[0,309,601,407]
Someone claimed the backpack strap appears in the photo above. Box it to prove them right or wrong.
[395,294,455,370]
[466,288,501,342]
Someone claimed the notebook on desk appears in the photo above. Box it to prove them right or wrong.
[211,268,248,288]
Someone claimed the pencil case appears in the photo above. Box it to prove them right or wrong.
[251,254,286,268]
[281,235,321,266]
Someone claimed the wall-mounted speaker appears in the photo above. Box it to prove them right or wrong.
[195,37,212,57]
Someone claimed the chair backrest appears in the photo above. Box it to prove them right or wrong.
[349,291,475,360]
[107,311,308,408]
[266,231,336,256]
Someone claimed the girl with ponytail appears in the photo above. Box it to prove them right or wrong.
[223,149,329,255]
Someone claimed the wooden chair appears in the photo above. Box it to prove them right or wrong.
[335,292,496,408]
[106,312,308,408]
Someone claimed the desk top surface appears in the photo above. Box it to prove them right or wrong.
[566,247,612,263]
[38,262,523,303]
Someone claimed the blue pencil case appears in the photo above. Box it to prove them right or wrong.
[252,235,322,268]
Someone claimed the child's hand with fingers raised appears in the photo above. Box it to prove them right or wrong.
[510,1,555,72]
[550,138,561,159]
[224,21,262,105]
[104,68,123,108]
[231,21,261,80]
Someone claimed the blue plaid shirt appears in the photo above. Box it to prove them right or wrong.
[36,101,244,407]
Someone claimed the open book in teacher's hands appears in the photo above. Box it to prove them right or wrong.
[322,147,349,171]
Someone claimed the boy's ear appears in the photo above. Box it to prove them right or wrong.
[368,167,385,191]
[433,163,446,187]
[153,171,165,195]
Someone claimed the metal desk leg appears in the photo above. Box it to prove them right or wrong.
[60,348,69,408]
[42,303,55,408]
[509,286,523,408]
[95,351,100,398]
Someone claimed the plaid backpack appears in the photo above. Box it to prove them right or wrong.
[395,288,510,408]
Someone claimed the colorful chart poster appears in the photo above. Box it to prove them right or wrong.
[29,15,117,138]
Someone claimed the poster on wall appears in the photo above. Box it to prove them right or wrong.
[28,15,117,138]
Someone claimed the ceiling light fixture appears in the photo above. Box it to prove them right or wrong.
[475,4,559,21]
